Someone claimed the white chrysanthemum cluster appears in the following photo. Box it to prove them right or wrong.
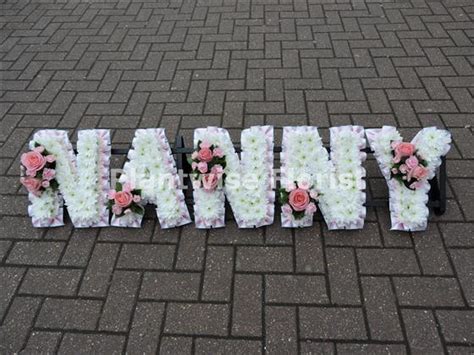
[32,130,109,227]
[281,126,366,229]
[367,126,451,231]
[121,129,191,228]
[28,188,62,223]
[193,126,274,228]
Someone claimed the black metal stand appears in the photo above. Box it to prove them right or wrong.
[110,137,447,216]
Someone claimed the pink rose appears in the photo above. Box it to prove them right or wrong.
[405,156,419,170]
[112,205,122,215]
[108,189,116,199]
[410,165,429,180]
[45,155,55,163]
[42,168,55,181]
[298,180,311,190]
[191,151,199,160]
[34,146,45,153]
[282,204,293,214]
[306,202,317,214]
[213,147,224,158]
[393,142,415,163]
[197,162,208,174]
[41,180,50,188]
[288,188,310,211]
[133,194,141,203]
[191,162,198,170]
[202,174,219,191]
[20,177,42,196]
[309,189,319,200]
[114,191,133,208]
[21,151,46,174]
[391,168,398,174]
[211,164,223,176]
[200,140,211,149]
[198,148,213,162]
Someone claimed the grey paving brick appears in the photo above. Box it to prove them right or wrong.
[165,303,229,336]
[7,242,64,266]
[127,302,165,355]
[99,270,141,332]
[402,309,444,354]
[117,244,175,270]
[36,298,102,330]
[58,333,125,354]
[19,268,82,296]
[327,248,361,305]
[265,306,297,354]
[394,277,465,307]
[195,338,261,355]
[236,246,293,272]
[160,336,193,355]
[362,277,404,341]
[0,297,41,353]
[437,310,474,344]
[232,274,262,337]
[22,331,61,354]
[201,246,234,302]
[140,272,200,301]
[266,275,328,304]
[299,307,367,340]
[357,249,420,275]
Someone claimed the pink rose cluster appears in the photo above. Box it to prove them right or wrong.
[390,141,429,190]
[20,144,58,196]
[107,182,144,217]
[279,180,319,220]
[191,140,226,191]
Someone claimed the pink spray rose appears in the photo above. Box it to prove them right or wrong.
[34,146,45,153]
[202,174,219,191]
[20,177,42,196]
[112,205,123,215]
[405,155,419,170]
[306,202,317,214]
[108,189,116,199]
[45,155,55,163]
[191,162,198,170]
[200,141,212,149]
[399,164,408,174]
[298,180,311,190]
[213,147,224,158]
[411,165,429,180]
[114,191,133,208]
[191,151,199,160]
[198,148,213,162]
[309,189,319,200]
[42,168,56,181]
[288,188,310,211]
[211,164,223,176]
[21,151,46,174]
[197,162,208,174]
[132,194,141,203]
[41,180,50,188]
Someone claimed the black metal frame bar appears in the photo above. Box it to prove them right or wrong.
[109,135,447,216]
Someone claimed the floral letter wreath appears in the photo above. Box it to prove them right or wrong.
[281,126,367,229]
[25,129,111,228]
[192,126,274,229]
[113,129,191,228]
[366,126,451,231]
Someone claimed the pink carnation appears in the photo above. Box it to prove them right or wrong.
[197,162,208,174]
[42,168,56,181]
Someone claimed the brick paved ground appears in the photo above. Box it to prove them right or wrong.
[1,0,473,353]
